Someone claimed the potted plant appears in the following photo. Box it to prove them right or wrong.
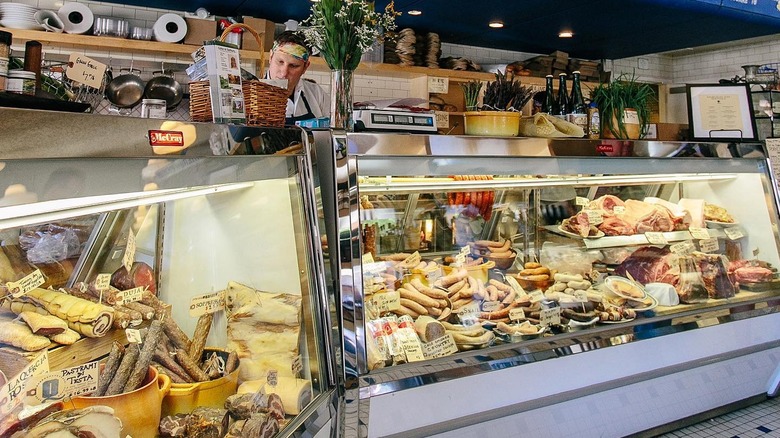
[589,71,655,139]
[462,70,534,136]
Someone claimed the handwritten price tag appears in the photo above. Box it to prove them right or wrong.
[670,241,695,255]
[482,301,502,312]
[724,227,744,240]
[575,196,589,206]
[574,290,588,303]
[699,238,719,253]
[645,232,668,245]
[584,209,603,225]
[66,54,107,90]
[122,230,136,273]
[23,360,99,406]
[189,291,226,317]
[125,329,142,344]
[528,290,544,303]
[366,291,401,313]
[509,307,526,321]
[6,269,45,298]
[95,274,111,293]
[0,351,48,416]
[362,252,375,264]
[540,307,561,327]
[689,227,711,240]
[116,286,145,306]
[613,205,626,215]
[421,333,458,359]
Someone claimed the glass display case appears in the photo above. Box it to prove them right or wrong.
[316,131,780,437]
[0,108,336,437]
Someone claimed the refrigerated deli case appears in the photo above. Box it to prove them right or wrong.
[0,108,336,437]
[314,132,780,438]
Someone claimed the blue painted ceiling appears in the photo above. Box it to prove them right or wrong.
[108,0,780,60]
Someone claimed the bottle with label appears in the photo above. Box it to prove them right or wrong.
[555,73,568,119]
[588,102,600,139]
[567,70,588,135]
[542,74,555,114]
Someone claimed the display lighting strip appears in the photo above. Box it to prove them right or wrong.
[357,173,738,194]
[0,182,255,229]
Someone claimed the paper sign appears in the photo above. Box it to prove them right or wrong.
[435,111,449,129]
[670,241,695,255]
[428,76,449,94]
[367,291,401,313]
[724,227,744,240]
[0,351,48,415]
[506,276,526,296]
[575,196,589,206]
[122,230,136,273]
[398,328,425,362]
[189,290,226,317]
[645,232,669,245]
[116,286,145,306]
[528,290,544,303]
[422,334,458,359]
[689,227,711,240]
[362,252,375,264]
[95,274,111,293]
[266,370,278,387]
[613,205,626,215]
[291,356,302,375]
[23,360,99,406]
[699,238,720,253]
[482,301,502,312]
[574,290,588,303]
[66,54,107,89]
[540,307,561,327]
[125,328,142,344]
[426,269,443,284]
[6,269,45,298]
[584,209,603,225]
[363,261,388,275]
[509,307,526,321]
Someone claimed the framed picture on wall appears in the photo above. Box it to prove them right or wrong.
[686,83,757,141]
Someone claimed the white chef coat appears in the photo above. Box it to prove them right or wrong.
[286,78,330,120]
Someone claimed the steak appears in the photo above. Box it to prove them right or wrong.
[614,246,679,286]
[597,216,635,236]
[732,266,773,283]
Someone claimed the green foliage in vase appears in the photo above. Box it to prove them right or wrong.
[589,71,655,138]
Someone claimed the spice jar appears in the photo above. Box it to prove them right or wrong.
[0,30,11,90]
[6,70,36,95]
[141,99,167,119]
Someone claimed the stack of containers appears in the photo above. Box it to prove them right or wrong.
[0,31,11,90]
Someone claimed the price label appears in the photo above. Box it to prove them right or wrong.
[291,356,302,375]
[584,209,603,225]
[454,252,466,267]
[670,241,695,255]
[428,76,449,94]
[456,301,481,326]
[426,268,443,284]
[6,269,45,298]
[402,251,421,266]
[482,301,502,312]
[435,111,449,129]
[506,276,526,296]
[398,328,425,362]
[724,227,745,240]
[362,252,375,264]
[573,290,588,303]
[367,291,401,313]
[125,328,142,344]
[575,196,590,206]
[753,247,761,257]
[509,307,526,321]
[699,238,720,253]
[540,307,561,327]
[266,370,278,387]
[528,290,544,303]
[645,232,669,245]
[189,290,226,317]
[613,205,626,215]
[421,333,458,359]
[0,351,48,416]
[23,360,99,406]
[122,230,136,273]
[363,261,388,275]
[689,227,711,240]
[116,286,145,306]
[65,53,107,90]
[95,274,111,293]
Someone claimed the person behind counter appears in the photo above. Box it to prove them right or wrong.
[267,31,330,125]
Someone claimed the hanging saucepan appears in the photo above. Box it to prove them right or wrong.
[144,69,183,109]
[105,67,145,108]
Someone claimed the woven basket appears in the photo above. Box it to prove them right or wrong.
[189,23,287,127]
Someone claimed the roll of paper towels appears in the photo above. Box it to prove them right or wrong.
[57,3,94,35]
[153,13,187,43]
[238,377,313,415]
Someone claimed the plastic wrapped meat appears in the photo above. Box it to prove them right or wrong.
[110,262,157,295]
[692,252,737,299]
[677,255,709,303]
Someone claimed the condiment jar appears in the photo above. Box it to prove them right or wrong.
[141,98,167,119]
[0,30,12,90]
[6,70,36,96]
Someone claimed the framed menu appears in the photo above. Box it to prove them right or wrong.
[686,83,757,141]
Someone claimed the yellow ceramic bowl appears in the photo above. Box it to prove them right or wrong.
[161,349,239,417]
[464,111,521,137]
[442,260,496,284]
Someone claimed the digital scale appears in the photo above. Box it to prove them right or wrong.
[353,108,438,133]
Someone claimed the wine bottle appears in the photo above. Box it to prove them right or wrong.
[568,70,588,134]
[543,74,555,114]
[555,73,568,119]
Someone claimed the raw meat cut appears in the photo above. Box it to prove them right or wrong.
[561,211,591,237]
[692,252,737,299]
[732,266,773,283]
[620,200,675,233]
[644,197,691,230]
[678,255,709,303]
[614,246,679,286]
[587,195,625,214]
[597,216,635,236]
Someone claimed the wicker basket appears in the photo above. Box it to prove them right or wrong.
[189,23,287,127]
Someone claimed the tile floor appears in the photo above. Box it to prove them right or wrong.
[657,397,780,438]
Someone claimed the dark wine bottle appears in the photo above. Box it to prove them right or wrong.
[543,74,555,114]
[555,73,568,119]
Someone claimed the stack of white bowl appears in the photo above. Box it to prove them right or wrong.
[0,3,43,30]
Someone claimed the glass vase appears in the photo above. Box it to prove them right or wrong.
[330,69,354,131]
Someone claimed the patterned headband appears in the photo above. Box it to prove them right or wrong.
[271,41,310,62]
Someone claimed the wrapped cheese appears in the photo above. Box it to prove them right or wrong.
[238,377,313,416]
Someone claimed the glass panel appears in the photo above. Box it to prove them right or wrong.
[356,162,780,371]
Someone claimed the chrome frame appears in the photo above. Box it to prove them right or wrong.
[313,131,780,437]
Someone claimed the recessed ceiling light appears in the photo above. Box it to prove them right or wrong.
[489,21,504,28]
[408,10,422,16]
[559,30,573,38]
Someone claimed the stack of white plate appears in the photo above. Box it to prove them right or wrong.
[0,3,43,30]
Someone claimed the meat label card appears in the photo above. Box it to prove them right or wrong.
[23,360,99,406]
[689,227,711,240]
[422,333,458,359]
[116,286,145,305]
[509,307,526,321]
[725,227,745,240]
[645,232,669,245]
[540,307,561,326]
[699,238,720,253]
[0,350,48,415]
[95,273,111,293]
[6,269,45,298]
[189,290,226,317]
[367,291,401,313]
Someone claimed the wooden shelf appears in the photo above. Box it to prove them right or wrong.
[306,55,498,81]
[1,27,262,60]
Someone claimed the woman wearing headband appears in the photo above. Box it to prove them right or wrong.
[268,31,330,125]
